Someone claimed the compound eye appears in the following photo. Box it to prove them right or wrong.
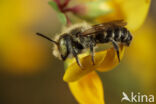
[59,39,68,60]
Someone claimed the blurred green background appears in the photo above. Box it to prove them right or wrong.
[0,0,156,104]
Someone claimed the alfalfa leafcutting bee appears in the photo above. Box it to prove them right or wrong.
[36,20,132,67]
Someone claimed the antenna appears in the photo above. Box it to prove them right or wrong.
[36,33,58,45]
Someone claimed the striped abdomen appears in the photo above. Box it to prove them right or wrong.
[95,27,132,46]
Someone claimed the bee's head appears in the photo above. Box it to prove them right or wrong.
[58,35,69,61]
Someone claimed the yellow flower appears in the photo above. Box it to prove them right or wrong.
[64,45,125,82]
[75,0,151,32]
[62,0,151,103]
[95,0,151,31]
[68,71,104,104]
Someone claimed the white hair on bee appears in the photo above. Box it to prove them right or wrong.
[52,22,91,60]
[62,22,91,34]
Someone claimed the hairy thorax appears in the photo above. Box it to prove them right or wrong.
[52,22,91,60]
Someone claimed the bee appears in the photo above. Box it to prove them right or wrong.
[36,20,132,67]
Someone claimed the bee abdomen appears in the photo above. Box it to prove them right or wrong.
[94,27,132,45]
[113,28,128,41]
[95,29,117,43]
[114,28,121,41]
[114,27,132,45]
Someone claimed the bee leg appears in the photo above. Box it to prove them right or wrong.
[110,39,120,62]
[75,55,82,67]
[72,51,82,67]
[90,45,95,65]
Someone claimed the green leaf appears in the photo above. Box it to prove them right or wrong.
[57,12,67,25]
[48,1,67,25]
[48,1,60,12]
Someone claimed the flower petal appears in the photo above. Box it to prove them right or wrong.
[68,71,105,104]
[63,50,107,82]
[63,45,125,82]
[96,45,125,72]
[96,0,151,31]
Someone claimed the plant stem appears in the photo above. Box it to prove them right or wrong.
[65,14,72,26]
[54,0,61,8]
[61,0,70,8]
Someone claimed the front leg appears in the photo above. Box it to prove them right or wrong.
[72,50,82,67]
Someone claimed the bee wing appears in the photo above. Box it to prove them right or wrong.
[93,19,127,27]
[80,20,127,36]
